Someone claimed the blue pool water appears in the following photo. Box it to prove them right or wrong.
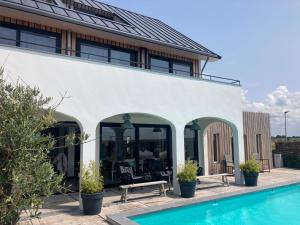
[131,184,300,225]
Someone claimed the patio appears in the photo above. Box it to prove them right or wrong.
[19,168,300,225]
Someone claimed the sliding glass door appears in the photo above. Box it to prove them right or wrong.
[100,123,171,186]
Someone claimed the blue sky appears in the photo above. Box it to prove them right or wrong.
[104,0,300,135]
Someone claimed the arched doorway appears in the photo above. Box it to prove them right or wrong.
[45,112,82,192]
[184,117,243,180]
[98,113,174,186]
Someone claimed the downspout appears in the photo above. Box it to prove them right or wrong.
[201,57,209,75]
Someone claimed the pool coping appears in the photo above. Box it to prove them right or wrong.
[106,180,300,225]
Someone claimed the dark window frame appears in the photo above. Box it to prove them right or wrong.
[100,122,172,180]
[149,54,193,76]
[76,38,138,67]
[256,133,262,156]
[0,21,61,53]
[213,133,220,162]
[184,125,199,161]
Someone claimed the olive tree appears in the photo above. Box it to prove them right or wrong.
[0,68,84,224]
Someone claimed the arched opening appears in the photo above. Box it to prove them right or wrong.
[184,117,241,178]
[44,111,82,192]
[98,113,174,187]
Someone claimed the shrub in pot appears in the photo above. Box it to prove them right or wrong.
[240,158,260,186]
[81,161,104,215]
[177,160,198,198]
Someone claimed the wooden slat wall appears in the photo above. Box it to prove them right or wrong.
[206,123,232,174]
[243,112,273,169]
[206,112,273,174]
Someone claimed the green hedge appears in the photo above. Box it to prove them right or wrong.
[282,154,300,169]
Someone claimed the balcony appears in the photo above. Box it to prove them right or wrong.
[0,37,240,86]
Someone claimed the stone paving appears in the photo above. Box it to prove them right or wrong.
[19,168,300,225]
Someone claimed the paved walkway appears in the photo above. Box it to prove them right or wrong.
[19,168,300,225]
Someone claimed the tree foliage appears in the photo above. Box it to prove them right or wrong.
[0,68,71,224]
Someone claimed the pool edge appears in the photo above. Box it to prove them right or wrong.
[106,180,300,225]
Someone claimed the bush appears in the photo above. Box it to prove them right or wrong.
[240,158,260,174]
[177,160,198,182]
[81,161,104,194]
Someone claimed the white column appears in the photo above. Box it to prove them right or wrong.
[172,124,185,195]
[198,129,209,175]
[232,126,245,185]
[79,122,98,210]
[202,130,209,176]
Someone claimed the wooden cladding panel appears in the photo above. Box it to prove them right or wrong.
[243,112,273,167]
[206,112,273,174]
[206,122,233,174]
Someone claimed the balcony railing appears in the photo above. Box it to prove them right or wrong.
[0,37,241,86]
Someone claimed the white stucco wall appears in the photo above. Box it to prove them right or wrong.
[0,46,245,192]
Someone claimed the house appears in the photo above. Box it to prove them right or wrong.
[0,0,249,196]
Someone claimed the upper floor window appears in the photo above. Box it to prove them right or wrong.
[20,30,58,53]
[80,43,108,62]
[173,61,192,76]
[0,23,61,53]
[149,55,192,76]
[77,39,137,67]
[149,57,170,73]
[0,26,16,46]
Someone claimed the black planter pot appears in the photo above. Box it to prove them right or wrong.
[179,180,196,198]
[81,192,103,215]
[243,172,259,186]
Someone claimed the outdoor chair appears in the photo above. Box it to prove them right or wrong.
[143,159,169,181]
[252,153,271,172]
[224,154,235,175]
[119,166,144,185]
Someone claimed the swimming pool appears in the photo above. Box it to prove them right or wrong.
[131,184,300,225]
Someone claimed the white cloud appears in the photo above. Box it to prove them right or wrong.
[242,86,300,136]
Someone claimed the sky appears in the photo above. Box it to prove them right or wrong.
[103,0,300,136]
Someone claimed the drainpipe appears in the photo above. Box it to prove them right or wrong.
[201,57,209,75]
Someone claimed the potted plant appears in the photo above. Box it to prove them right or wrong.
[177,160,198,198]
[81,161,104,215]
[240,158,260,186]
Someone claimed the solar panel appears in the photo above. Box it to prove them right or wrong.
[90,17,105,26]
[22,0,38,8]
[36,1,53,11]
[79,13,95,24]
[52,6,67,16]
[65,9,82,20]
[102,20,117,29]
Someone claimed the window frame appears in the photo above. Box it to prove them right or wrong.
[100,122,172,181]
[0,21,61,53]
[213,133,220,162]
[76,38,137,67]
[184,125,199,162]
[148,54,193,76]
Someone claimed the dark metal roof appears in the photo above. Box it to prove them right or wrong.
[0,0,221,59]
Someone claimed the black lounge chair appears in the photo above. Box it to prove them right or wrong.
[119,166,143,185]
